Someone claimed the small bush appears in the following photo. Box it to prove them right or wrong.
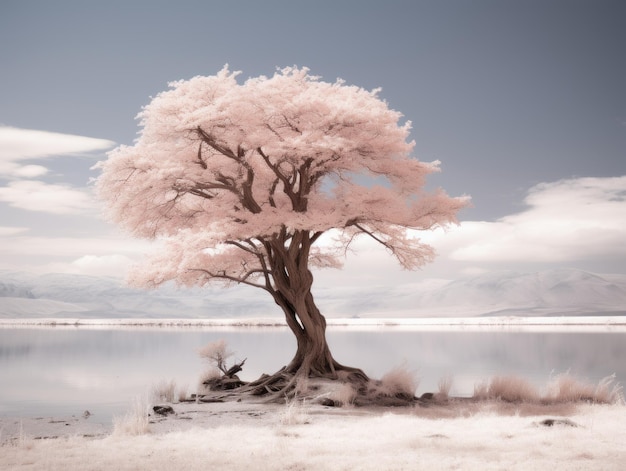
[197,340,233,375]
[331,382,357,406]
[379,365,418,398]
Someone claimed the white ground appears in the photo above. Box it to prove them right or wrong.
[2,401,625,470]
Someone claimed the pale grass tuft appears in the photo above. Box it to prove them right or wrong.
[331,382,357,406]
[437,375,453,399]
[379,365,418,398]
[151,379,177,403]
[4,421,34,449]
[473,380,489,401]
[112,396,150,436]
[547,373,624,404]
[475,375,540,403]
[473,373,624,405]
[177,383,189,402]
[280,397,310,425]
[197,368,221,394]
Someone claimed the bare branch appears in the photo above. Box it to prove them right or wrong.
[187,268,271,292]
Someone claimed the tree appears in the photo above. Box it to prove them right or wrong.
[96,66,468,395]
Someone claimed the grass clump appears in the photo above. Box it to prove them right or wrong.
[378,365,418,399]
[546,373,624,405]
[151,379,177,403]
[280,397,310,425]
[112,396,150,436]
[472,373,624,405]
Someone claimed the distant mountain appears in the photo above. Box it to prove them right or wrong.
[408,269,626,317]
[0,271,275,319]
[0,269,625,319]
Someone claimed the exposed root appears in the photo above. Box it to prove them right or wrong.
[196,364,421,407]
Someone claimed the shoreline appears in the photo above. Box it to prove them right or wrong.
[0,397,616,442]
[1,315,626,329]
[2,400,625,470]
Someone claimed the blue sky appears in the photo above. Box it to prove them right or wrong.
[0,0,624,284]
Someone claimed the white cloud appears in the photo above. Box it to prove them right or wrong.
[315,176,626,285]
[443,176,626,263]
[0,126,115,161]
[0,180,96,214]
[13,164,49,178]
[0,234,151,258]
[0,126,115,178]
[65,254,136,277]
[1,175,625,282]
[0,226,29,236]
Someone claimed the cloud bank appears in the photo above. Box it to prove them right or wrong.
[0,126,115,214]
[0,126,115,177]
[317,175,626,285]
[0,127,626,287]
[446,176,626,264]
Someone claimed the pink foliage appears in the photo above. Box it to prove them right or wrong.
[96,66,469,289]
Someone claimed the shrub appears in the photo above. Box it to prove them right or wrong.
[197,340,233,375]
[331,382,357,406]
[379,365,418,398]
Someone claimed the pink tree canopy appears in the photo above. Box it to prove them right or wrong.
[97,66,468,292]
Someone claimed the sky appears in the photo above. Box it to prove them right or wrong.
[0,0,625,286]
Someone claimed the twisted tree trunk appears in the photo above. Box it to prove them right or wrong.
[274,288,337,378]
[243,229,367,397]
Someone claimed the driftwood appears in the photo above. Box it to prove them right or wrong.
[203,358,249,391]
[225,358,246,378]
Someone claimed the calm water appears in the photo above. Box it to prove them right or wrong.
[1,325,625,422]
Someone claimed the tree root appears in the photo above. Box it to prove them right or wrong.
[196,364,420,408]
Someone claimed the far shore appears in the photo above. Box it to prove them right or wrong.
[1,315,626,330]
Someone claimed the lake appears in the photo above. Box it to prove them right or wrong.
[1,323,625,423]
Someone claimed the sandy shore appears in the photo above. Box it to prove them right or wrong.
[2,400,625,470]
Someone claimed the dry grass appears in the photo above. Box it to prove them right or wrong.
[378,365,418,398]
[484,375,540,403]
[330,382,357,406]
[280,397,310,425]
[151,379,177,403]
[545,373,624,404]
[472,373,624,405]
[112,397,150,436]
[437,375,453,399]
[197,368,221,395]
[177,383,190,402]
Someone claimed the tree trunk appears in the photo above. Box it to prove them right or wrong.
[273,286,339,378]
[265,230,347,379]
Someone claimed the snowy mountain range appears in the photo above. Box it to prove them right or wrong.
[1,269,625,319]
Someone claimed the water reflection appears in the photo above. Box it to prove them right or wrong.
[1,326,624,421]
